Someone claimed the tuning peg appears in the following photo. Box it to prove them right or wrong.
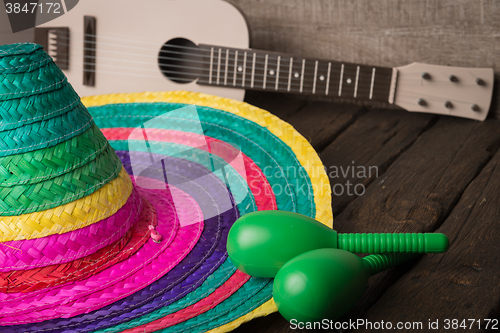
[227,210,449,277]
[273,249,418,322]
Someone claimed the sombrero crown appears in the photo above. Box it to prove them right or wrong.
[0,43,145,290]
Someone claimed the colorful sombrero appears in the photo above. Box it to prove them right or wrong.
[0,43,333,332]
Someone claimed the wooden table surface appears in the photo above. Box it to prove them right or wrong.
[232,91,500,333]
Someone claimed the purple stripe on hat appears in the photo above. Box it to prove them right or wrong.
[4,151,243,333]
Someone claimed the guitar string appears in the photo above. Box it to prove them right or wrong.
[48,44,481,99]
[46,42,480,90]
[49,49,480,96]
[52,62,466,108]
[43,35,485,103]
[73,66,448,106]
[49,43,396,84]
[58,58,393,95]
[49,33,487,85]
[49,45,396,93]
[47,35,397,79]
[53,34,379,70]
[52,58,400,97]
[41,53,481,105]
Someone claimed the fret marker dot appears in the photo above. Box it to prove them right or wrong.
[294,72,300,78]
[319,75,325,81]
[346,78,352,84]
[269,70,275,76]
[238,66,243,72]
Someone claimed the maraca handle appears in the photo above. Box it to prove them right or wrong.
[363,253,419,275]
[337,233,449,253]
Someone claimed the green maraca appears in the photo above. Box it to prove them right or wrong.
[227,210,449,277]
[273,249,417,322]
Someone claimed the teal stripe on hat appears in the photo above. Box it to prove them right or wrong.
[0,103,93,158]
[0,43,50,74]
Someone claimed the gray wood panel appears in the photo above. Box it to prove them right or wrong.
[226,0,500,118]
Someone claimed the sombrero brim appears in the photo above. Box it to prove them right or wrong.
[0,193,151,293]
[1,91,333,333]
[0,188,142,272]
[1,153,238,326]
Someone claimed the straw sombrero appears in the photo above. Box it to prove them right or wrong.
[0,43,333,332]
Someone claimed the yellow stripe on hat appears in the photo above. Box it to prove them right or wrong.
[0,167,132,242]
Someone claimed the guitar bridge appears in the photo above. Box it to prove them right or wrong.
[34,27,70,70]
[83,16,97,87]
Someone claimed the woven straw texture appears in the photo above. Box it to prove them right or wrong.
[0,102,93,158]
[0,134,122,216]
[38,98,324,332]
[0,45,84,136]
[2,153,245,332]
[0,188,142,272]
[0,182,203,324]
[0,44,51,74]
[86,132,274,333]
[0,84,81,132]
[0,124,110,186]
[79,92,332,332]
[0,54,67,102]
[0,83,331,332]
[0,167,132,242]
[93,103,312,216]
[0,196,152,293]
[101,127,277,211]
[82,91,332,227]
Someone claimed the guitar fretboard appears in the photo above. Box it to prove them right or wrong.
[197,44,393,103]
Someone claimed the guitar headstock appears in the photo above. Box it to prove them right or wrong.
[393,62,494,121]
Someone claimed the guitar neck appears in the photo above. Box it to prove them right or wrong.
[197,44,395,103]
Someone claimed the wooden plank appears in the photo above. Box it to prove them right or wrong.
[320,108,436,214]
[335,117,500,322]
[226,0,500,118]
[243,90,308,120]
[284,101,364,151]
[359,146,500,332]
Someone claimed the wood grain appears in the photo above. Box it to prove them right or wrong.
[226,0,500,118]
[319,109,436,214]
[360,145,500,332]
[334,116,500,323]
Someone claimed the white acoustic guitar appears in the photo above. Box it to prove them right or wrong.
[35,0,494,120]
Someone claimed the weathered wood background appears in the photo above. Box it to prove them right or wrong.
[225,0,500,118]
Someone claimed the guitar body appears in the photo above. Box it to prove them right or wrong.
[39,0,249,99]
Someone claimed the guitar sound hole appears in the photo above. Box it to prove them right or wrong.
[158,38,202,84]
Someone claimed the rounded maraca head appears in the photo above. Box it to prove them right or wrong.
[227,210,337,278]
[273,248,369,323]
